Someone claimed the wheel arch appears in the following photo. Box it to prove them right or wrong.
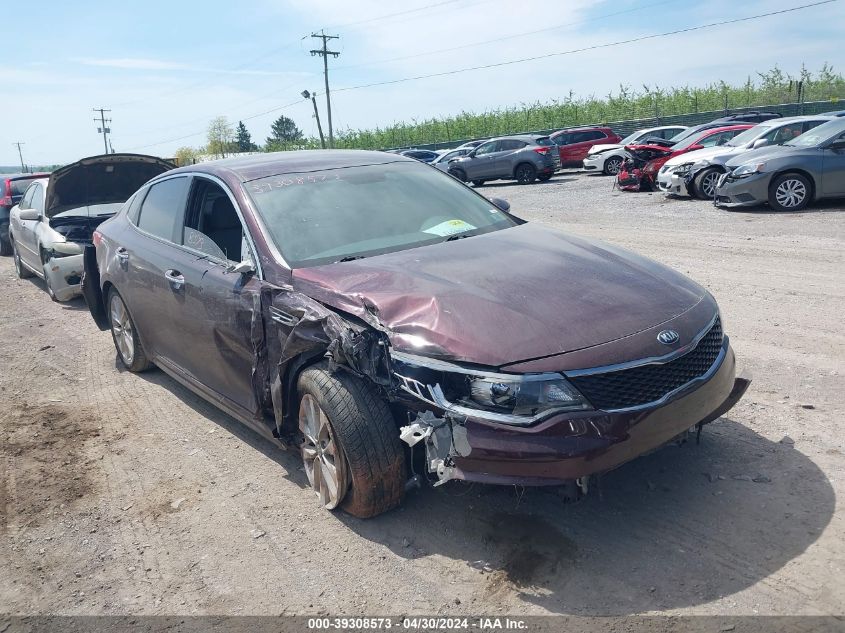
[770,168,818,200]
[512,161,536,178]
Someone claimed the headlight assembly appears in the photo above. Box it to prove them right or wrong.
[731,162,766,178]
[391,351,592,425]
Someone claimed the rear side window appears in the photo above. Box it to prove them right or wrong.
[573,130,606,142]
[11,178,38,196]
[136,177,190,242]
[499,139,527,151]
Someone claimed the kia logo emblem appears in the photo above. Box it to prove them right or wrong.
[657,330,680,345]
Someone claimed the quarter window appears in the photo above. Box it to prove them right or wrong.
[136,177,190,242]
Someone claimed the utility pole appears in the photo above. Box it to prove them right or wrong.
[310,31,339,148]
[93,108,112,154]
[12,142,25,172]
[302,90,326,149]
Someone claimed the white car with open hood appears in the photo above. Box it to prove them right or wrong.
[9,153,174,301]
[582,125,687,175]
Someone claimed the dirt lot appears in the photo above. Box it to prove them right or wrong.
[1,170,843,617]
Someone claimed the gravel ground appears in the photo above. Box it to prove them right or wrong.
[1,169,843,617]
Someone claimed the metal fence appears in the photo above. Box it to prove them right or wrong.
[386,98,843,152]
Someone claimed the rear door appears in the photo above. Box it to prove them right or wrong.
[566,130,608,163]
[121,175,194,365]
[493,139,528,175]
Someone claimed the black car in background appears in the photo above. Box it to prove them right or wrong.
[1,172,51,255]
[399,149,440,163]
[713,111,782,124]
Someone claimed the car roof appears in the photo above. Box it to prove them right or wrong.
[551,126,612,134]
[2,172,51,181]
[164,150,417,183]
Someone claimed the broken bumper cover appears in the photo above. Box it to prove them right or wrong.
[407,340,747,487]
[44,252,84,301]
[713,172,769,208]
[582,153,606,172]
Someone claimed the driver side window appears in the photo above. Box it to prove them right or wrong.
[31,184,44,214]
[474,141,499,156]
[19,185,35,209]
[182,178,245,263]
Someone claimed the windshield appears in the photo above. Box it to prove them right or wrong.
[785,118,845,147]
[668,127,700,143]
[245,161,518,268]
[10,177,40,196]
[620,130,652,145]
[725,124,770,147]
[534,137,554,147]
[671,131,716,151]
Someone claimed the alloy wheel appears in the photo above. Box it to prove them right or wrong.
[701,171,719,198]
[775,178,807,209]
[299,394,348,509]
[109,293,135,365]
[605,157,622,175]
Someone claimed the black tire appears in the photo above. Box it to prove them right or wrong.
[692,167,723,200]
[11,238,34,279]
[514,163,537,184]
[297,363,405,518]
[107,287,152,372]
[537,173,553,182]
[768,172,812,212]
[471,180,485,187]
[449,168,467,182]
[602,155,623,176]
[0,223,11,256]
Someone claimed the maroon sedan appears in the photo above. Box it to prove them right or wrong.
[82,151,749,517]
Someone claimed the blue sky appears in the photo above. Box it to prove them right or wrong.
[1,0,843,166]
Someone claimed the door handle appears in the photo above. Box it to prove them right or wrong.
[116,247,129,260]
[164,269,185,291]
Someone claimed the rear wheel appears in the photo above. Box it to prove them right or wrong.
[603,155,623,175]
[515,163,537,184]
[12,239,33,279]
[297,363,405,518]
[693,167,722,200]
[107,287,152,372]
[769,172,811,211]
[0,223,11,256]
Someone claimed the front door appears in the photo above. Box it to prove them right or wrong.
[822,132,845,196]
[15,184,42,268]
[466,140,501,179]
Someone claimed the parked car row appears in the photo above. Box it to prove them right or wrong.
[3,148,750,518]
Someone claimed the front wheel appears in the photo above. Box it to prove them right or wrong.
[769,173,811,211]
[107,288,152,372]
[449,168,467,182]
[514,163,537,184]
[693,167,722,200]
[603,155,623,175]
[297,363,405,518]
[12,239,33,279]
[471,180,485,187]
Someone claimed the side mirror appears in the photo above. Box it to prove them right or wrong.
[228,259,255,275]
[827,139,845,151]
[752,138,769,149]
[490,197,510,212]
[17,208,41,221]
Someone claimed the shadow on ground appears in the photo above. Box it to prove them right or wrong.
[126,363,834,615]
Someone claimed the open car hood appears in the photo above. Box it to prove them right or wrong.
[45,153,174,218]
[292,224,707,367]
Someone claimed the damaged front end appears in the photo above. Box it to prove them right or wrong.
[390,351,592,487]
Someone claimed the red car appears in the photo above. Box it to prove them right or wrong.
[550,126,622,167]
[626,125,753,187]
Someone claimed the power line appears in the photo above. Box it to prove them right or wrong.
[124,98,307,151]
[332,0,680,72]
[326,0,459,29]
[310,31,340,148]
[333,0,838,93]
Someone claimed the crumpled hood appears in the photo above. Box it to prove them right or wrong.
[45,153,174,218]
[292,224,706,367]
[587,143,623,155]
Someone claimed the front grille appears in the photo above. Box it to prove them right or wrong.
[569,317,723,411]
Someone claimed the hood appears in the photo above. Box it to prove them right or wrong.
[45,153,175,218]
[663,146,735,168]
[292,224,706,367]
[587,143,623,155]
[725,144,794,168]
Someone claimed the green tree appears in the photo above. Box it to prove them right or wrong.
[207,116,235,158]
[236,121,257,152]
[173,146,199,166]
[265,115,304,151]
